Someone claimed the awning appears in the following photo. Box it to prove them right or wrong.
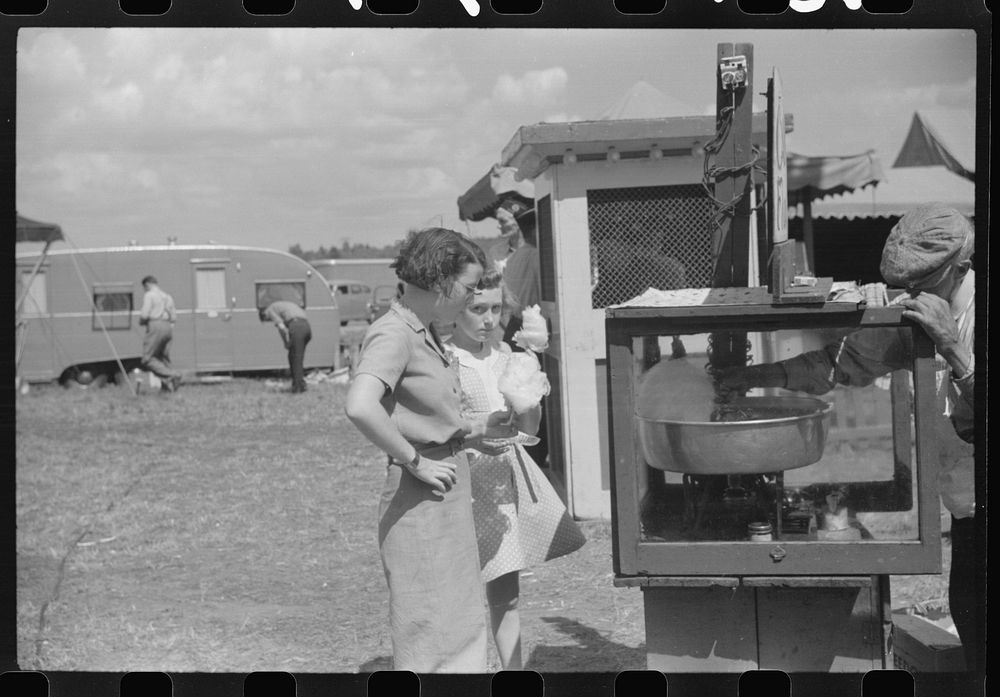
[794,166,975,220]
[16,213,64,244]
[786,150,885,207]
[457,164,535,221]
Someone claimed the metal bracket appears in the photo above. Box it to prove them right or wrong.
[720,55,748,91]
[770,240,833,304]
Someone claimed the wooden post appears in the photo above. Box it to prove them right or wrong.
[711,43,755,289]
[802,192,816,274]
[709,43,755,372]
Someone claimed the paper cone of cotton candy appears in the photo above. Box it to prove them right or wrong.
[498,352,551,413]
[512,305,549,352]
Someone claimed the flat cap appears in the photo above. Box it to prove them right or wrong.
[497,196,533,220]
[880,203,973,288]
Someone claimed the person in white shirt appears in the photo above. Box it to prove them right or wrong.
[138,275,182,392]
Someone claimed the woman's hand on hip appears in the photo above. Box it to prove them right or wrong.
[410,455,458,494]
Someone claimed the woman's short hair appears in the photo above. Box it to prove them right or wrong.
[392,228,487,294]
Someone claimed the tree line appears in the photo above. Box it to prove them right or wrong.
[288,240,401,261]
[289,234,503,262]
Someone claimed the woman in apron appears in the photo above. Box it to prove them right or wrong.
[444,269,586,669]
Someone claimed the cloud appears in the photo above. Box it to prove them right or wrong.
[39,152,162,207]
[92,81,144,121]
[492,67,568,106]
[17,30,87,83]
[152,54,185,83]
[105,27,154,65]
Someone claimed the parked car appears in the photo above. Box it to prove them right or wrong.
[329,279,373,325]
[369,284,400,322]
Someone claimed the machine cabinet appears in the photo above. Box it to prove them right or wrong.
[606,287,942,578]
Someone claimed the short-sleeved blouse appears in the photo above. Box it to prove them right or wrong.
[354,300,466,446]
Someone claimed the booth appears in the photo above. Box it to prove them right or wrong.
[468,104,776,519]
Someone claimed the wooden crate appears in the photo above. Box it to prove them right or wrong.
[892,612,966,672]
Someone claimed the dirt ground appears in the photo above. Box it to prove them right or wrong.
[14,372,951,675]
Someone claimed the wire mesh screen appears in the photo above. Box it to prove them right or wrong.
[588,184,715,309]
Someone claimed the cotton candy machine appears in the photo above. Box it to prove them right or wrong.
[638,395,833,475]
[604,288,943,577]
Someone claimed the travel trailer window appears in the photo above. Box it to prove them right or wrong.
[195,268,228,310]
[92,288,134,331]
[255,281,306,319]
[19,270,47,315]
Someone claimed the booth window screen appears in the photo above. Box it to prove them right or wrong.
[588,184,714,309]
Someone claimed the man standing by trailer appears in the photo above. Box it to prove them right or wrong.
[138,275,182,392]
[263,300,312,394]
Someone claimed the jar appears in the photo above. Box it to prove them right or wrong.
[747,521,773,542]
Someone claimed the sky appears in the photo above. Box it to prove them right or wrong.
[16,28,977,252]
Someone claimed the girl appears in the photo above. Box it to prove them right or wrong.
[345,228,515,673]
[444,269,586,669]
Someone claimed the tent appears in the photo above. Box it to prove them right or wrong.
[786,150,885,206]
[16,213,66,384]
[800,166,974,220]
[804,108,975,221]
[16,213,64,312]
[893,111,974,181]
[16,213,64,244]
[596,80,699,121]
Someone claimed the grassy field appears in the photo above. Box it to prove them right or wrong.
[15,375,645,673]
[15,369,950,673]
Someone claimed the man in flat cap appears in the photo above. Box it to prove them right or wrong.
[718,204,978,670]
[489,198,541,344]
[485,197,548,466]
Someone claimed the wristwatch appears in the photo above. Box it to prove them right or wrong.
[391,452,420,472]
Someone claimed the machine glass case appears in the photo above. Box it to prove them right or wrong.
[606,289,942,577]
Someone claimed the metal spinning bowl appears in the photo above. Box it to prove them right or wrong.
[638,395,834,474]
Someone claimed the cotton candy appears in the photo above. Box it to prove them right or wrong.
[513,305,549,352]
[498,351,551,414]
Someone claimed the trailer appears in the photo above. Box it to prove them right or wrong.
[15,244,341,385]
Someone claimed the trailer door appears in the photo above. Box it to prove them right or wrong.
[191,261,234,372]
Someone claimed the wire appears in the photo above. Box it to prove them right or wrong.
[703,91,770,282]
